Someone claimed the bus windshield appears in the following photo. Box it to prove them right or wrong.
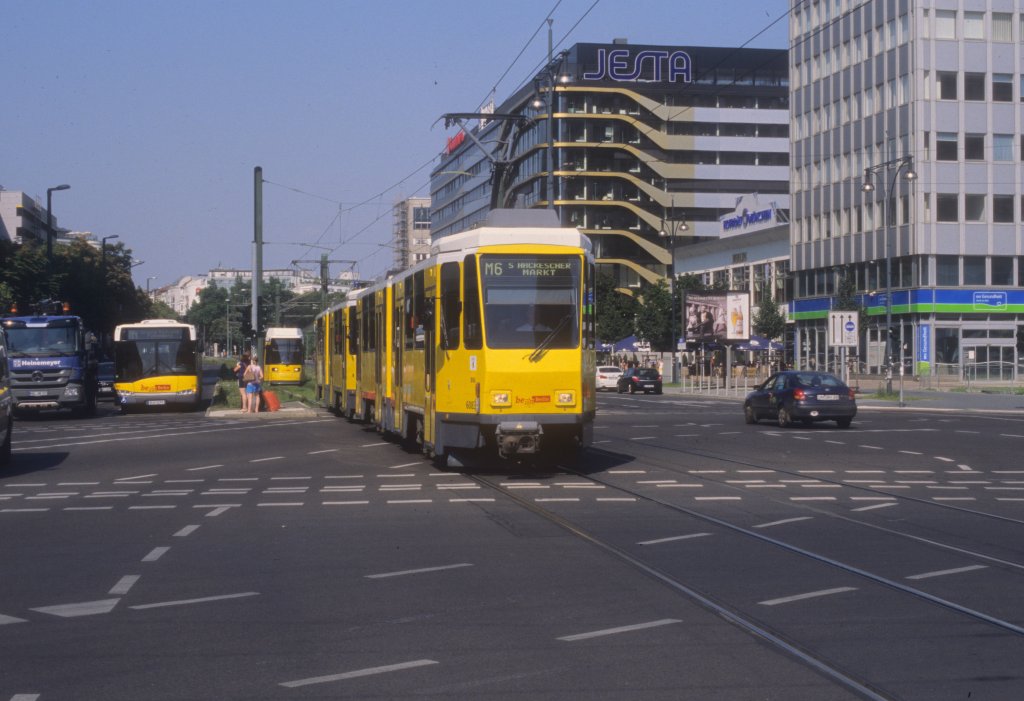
[265,339,303,365]
[479,254,580,350]
[115,328,197,382]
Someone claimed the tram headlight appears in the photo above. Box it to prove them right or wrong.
[490,391,512,407]
[555,390,575,407]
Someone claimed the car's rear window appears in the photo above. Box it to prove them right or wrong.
[793,373,843,388]
[598,366,621,373]
[636,369,660,379]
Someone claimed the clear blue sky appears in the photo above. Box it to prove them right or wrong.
[3,0,788,291]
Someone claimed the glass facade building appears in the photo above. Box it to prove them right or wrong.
[791,0,1024,381]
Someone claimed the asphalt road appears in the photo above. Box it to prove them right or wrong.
[2,394,1024,700]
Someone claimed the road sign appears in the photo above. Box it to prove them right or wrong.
[828,311,858,347]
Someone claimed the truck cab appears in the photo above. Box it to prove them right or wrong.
[1,311,98,417]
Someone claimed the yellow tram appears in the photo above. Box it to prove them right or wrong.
[263,327,304,384]
[313,294,357,416]
[320,210,595,464]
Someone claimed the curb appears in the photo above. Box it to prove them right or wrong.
[205,401,319,419]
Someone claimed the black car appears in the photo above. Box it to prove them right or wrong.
[744,370,856,428]
[97,361,116,401]
[617,367,663,394]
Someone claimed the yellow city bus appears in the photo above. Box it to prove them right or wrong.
[113,320,202,411]
[263,327,304,384]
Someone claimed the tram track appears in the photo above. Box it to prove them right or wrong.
[464,442,1024,700]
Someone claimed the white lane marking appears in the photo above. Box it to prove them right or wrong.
[852,502,899,512]
[109,575,140,596]
[388,462,422,469]
[999,434,1024,438]
[899,450,923,455]
[558,618,682,642]
[631,436,656,441]
[32,599,120,617]
[187,464,224,471]
[198,505,237,517]
[608,470,646,474]
[130,592,259,610]
[142,547,170,562]
[365,563,472,579]
[859,445,883,450]
[13,419,331,451]
[694,496,741,501]
[257,502,304,507]
[934,456,954,463]
[64,506,113,511]
[308,449,339,455]
[958,464,974,471]
[0,613,28,625]
[360,442,389,448]
[535,498,579,503]
[387,499,432,504]
[174,525,200,537]
[1,508,48,513]
[449,498,495,503]
[323,501,370,505]
[280,660,438,688]
[759,587,857,606]
[10,694,40,700]
[271,476,312,481]
[638,533,711,546]
[906,565,988,580]
[753,517,813,529]
[250,456,284,463]
[129,505,176,510]
[597,497,637,502]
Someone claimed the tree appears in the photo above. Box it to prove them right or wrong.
[833,269,868,335]
[752,288,787,341]
[634,279,674,351]
[595,272,637,344]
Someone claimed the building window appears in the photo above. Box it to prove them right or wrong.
[993,134,1014,161]
[965,195,985,222]
[935,10,956,39]
[993,74,1013,102]
[965,134,984,160]
[964,11,984,40]
[936,132,958,160]
[937,71,958,100]
[992,13,1012,41]
[993,195,1015,223]
[936,256,959,285]
[936,194,959,222]
[963,256,985,285]
[992,257,1013,285]
[964,73,985,101]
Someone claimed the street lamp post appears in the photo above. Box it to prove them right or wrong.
[659,195,688,384]
[146,276,158,295]
[100,234,120,267]
[46,184,71,263]
[861,155,916,399]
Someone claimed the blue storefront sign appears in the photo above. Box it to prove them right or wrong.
[918,324,930,363]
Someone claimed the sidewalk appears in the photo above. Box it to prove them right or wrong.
[664,383,1024,414]
[205,401,319,419]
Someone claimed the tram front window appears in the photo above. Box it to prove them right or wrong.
[266,339,303,365]
[480,255,581,349]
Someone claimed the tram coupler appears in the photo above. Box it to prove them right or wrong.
[496,421,543,459]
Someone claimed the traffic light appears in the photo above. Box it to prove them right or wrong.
[240,305,253,336]
[257,295,272,333]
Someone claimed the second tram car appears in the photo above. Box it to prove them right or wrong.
[113,320,202,411]
[263,327,305,384]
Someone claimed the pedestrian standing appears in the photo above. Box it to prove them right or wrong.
[243,355,264,413]
[234,353,251,413]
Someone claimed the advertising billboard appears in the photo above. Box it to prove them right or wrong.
[683,291,750,343]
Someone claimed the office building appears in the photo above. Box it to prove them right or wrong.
[790,1,1023,380]
[432,40,790,293]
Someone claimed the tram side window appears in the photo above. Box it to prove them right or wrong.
[361,296,375,352]
[331,311,343,355]
[413,271,426,350]
[440,262,461,349]
[404,281,414,350]
[463,254,483,350]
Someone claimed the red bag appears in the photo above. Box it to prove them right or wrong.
[261,390,281,412]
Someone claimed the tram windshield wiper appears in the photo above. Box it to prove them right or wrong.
[528,312,573,362]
